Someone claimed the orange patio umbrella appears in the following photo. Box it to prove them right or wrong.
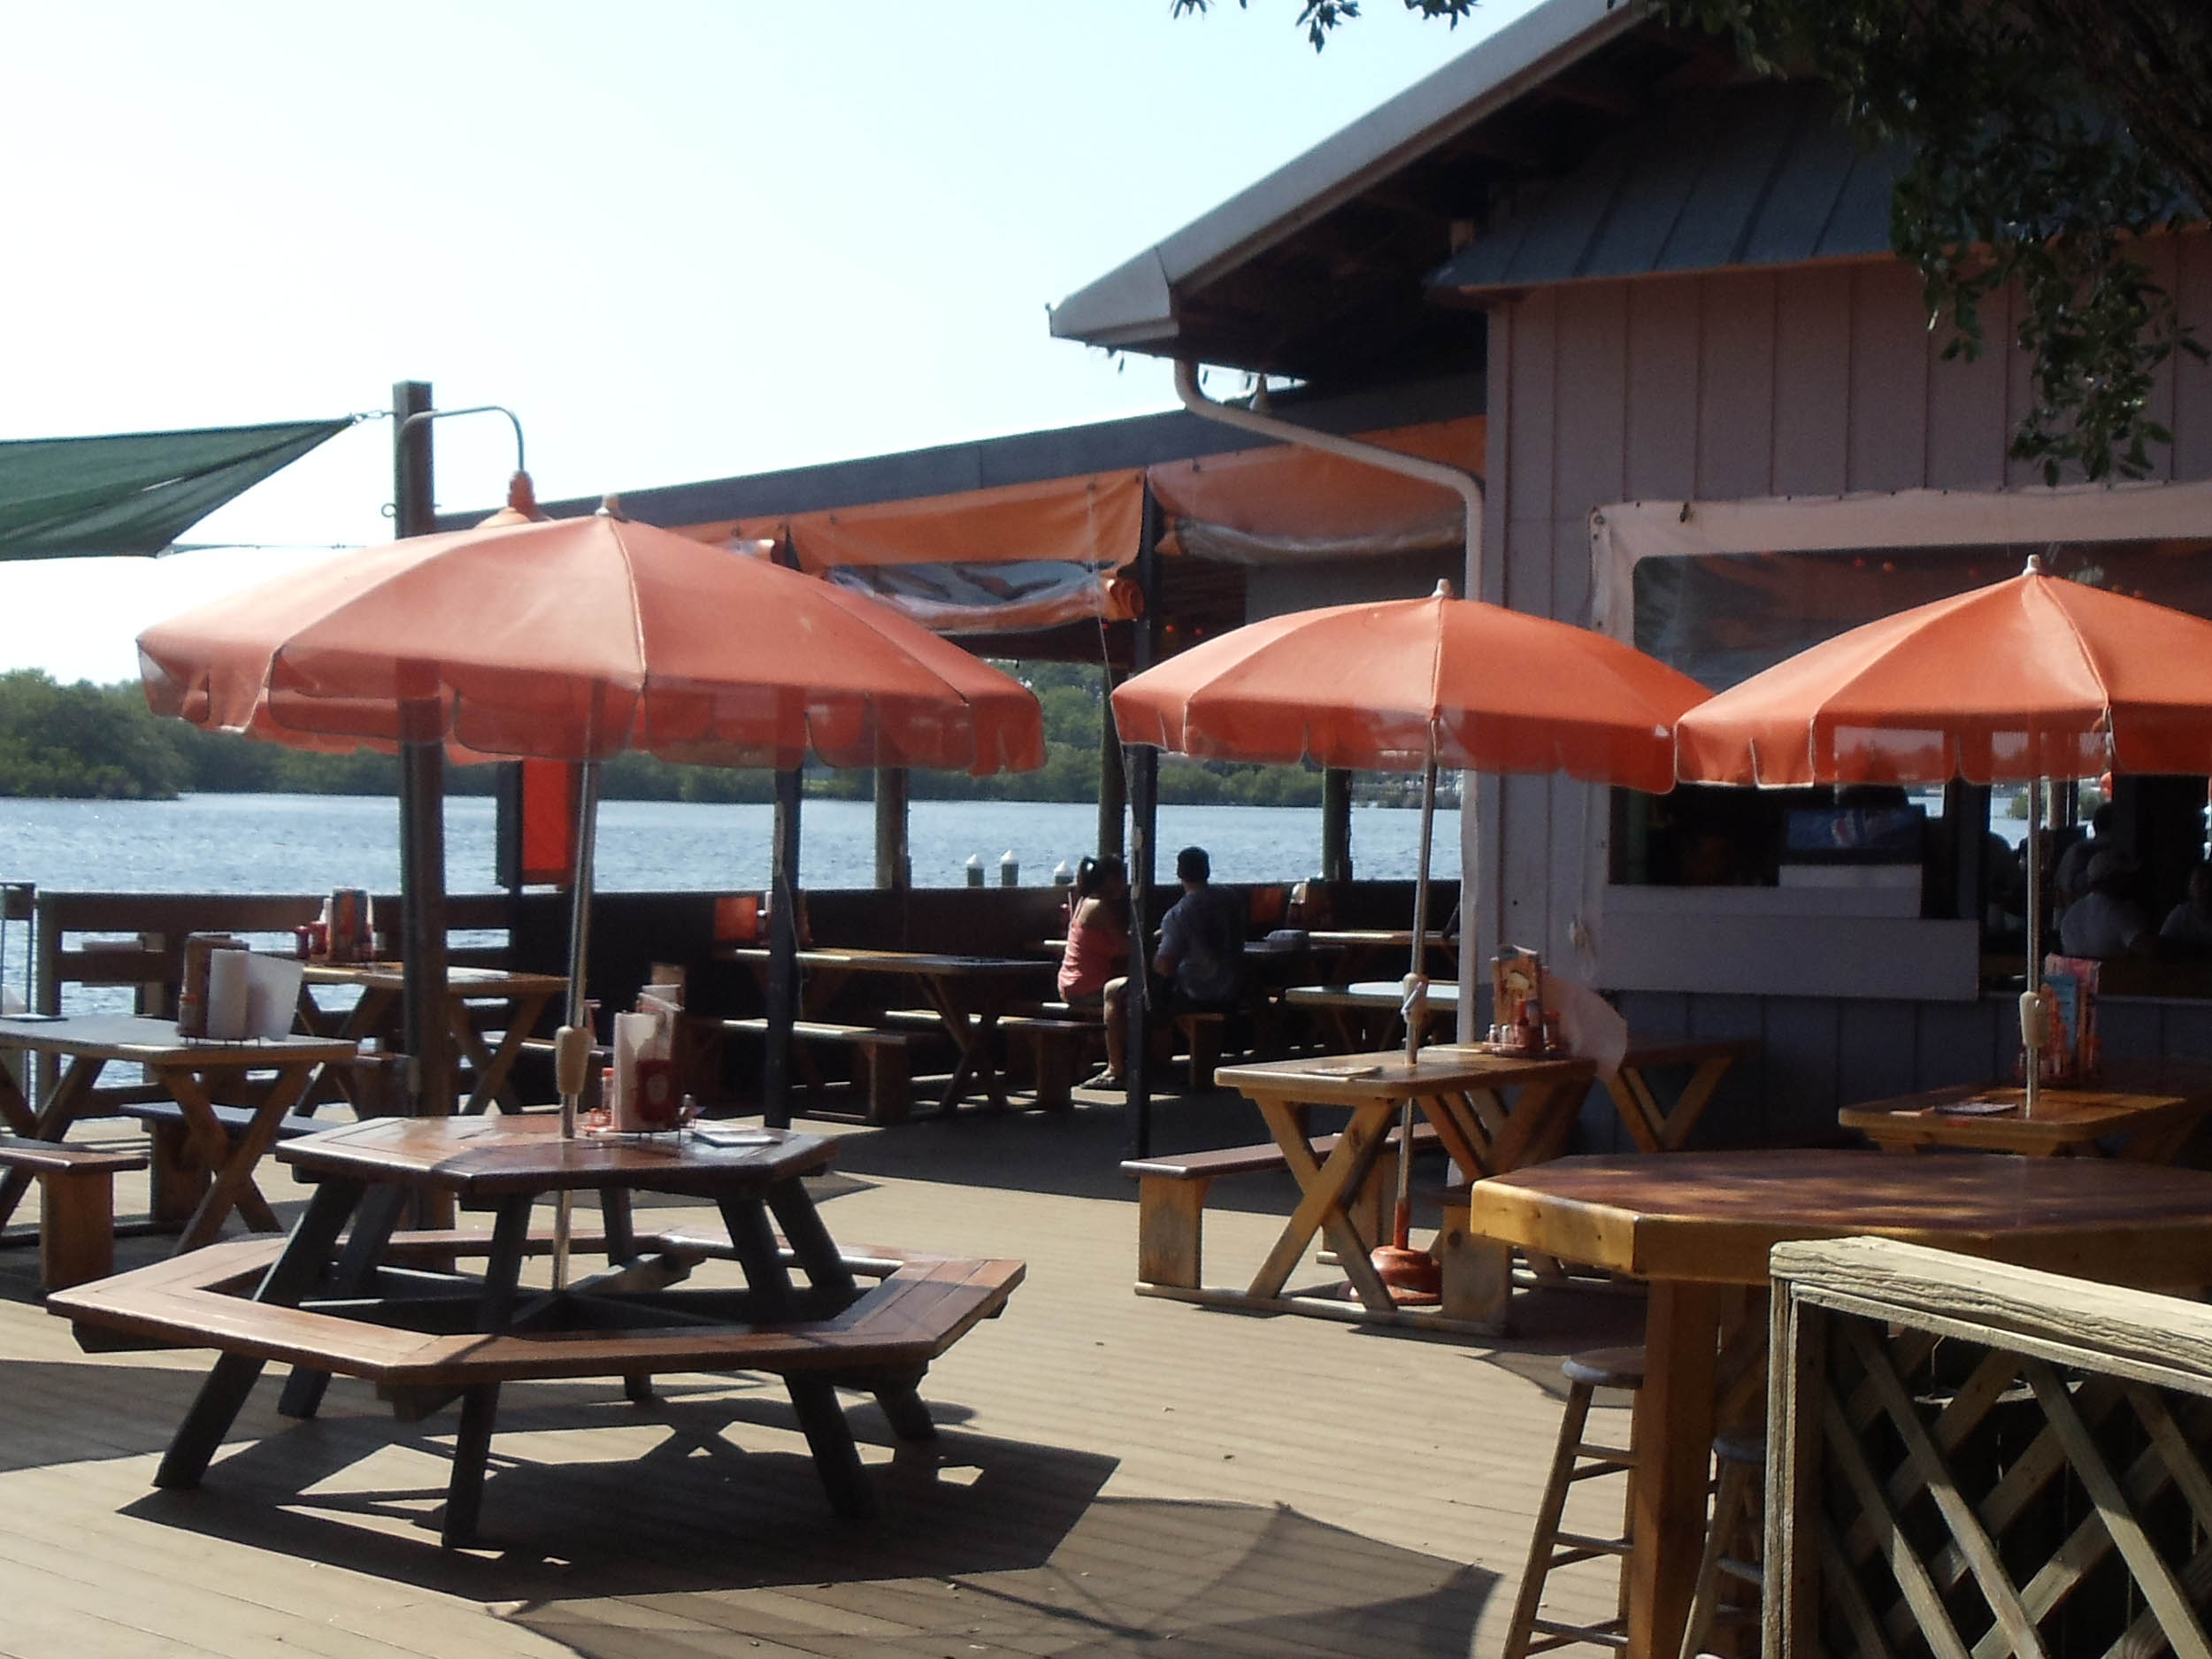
[1112,580,1707,1289]
[139,504,1044,1190]
[1675,553,2212,1109]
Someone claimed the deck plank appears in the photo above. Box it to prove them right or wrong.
[0,1091,1642,1657]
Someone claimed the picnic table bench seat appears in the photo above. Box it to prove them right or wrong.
[1121,1120,1445,1292]
[714,1016,918,1125]
[52,1229,1025,1391]
[0,1133,149,1291]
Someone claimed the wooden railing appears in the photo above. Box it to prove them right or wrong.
[1769,1235,2212,1659]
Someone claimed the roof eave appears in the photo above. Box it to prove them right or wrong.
[1048,0,1643,356]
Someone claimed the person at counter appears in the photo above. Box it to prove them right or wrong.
[2161,862,2212,957]
[2059,849,2154,959]
[2054,803,2116,910]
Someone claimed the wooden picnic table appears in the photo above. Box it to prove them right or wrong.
[295,961,569,1114]
[1279,984,1752,1150]
[1839,1057,2212,1162]
[53,1113,1022,1547]
[1207,1047,1594,1331]
[0,1013,358,1251]
[1302,929,1455,985]
[1467,1150,2212,1659]
[725,946,1053,1113]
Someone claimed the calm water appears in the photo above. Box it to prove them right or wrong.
[0,793,1460,995]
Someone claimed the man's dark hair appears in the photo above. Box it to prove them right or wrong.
[1175,846,1210,884]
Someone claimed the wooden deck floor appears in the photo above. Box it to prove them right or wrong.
[0,1088,1645,1659]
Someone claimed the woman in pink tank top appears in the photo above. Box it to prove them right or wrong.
[1057,855,1130,1082]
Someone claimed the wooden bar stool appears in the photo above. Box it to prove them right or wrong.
[1502,1345,1644,1658]
[1678,1427,1766,1659]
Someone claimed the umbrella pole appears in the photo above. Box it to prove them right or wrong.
[1377,759,1437,1291]
[553,758,603,1292]
[2023,779,2044,1117]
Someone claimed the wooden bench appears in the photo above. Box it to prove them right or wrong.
[51,1232,1025,1523]
[113,1100,325,1228]
[1120,1120,1444,1292]
[717,1017,916,1125]
[1000,1012,1102,1110]
[1173,1010,1225,1091]
[0,1135,148,1291]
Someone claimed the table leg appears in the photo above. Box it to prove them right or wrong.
[1629,1280,1724,1659]
[0,1054,105,1227]
[1659,1057,1734,1151]
[460,994,547,1114]
[729,1179,874,1516]
[767,1181,858,1312]
[0,1058,37,1135]
[1248,1097,1394,1309]
[441,1194,534,1548]
[157,1176,364,1489]
[163,1062,318,1250]
[278,1182,409,1419]
[922,979,1012,1114]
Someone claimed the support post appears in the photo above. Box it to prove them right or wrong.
[1097,668,1126,861]
[873,767,910,891]
[764,766,803,1130]
[1321,768,1354,882]
[1125,487,1164,1159]
[392,380,454,1119]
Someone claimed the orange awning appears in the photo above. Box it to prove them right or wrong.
[666,414,1486,634]
[1147,416,1484,563]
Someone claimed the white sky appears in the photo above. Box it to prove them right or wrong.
[0,1,1539,685]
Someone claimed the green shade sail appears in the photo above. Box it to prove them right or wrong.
[0,417,353,561]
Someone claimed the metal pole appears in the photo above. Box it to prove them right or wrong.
[2023,780,2045,1117]
[764,766,803,1129]
[1125,487,1164,1159]
[391,380,454,1119]
[552,757,600,1291]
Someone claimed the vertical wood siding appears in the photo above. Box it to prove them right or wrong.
[1477,236,2212,1136]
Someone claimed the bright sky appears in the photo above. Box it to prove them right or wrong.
[0,0,1540,685]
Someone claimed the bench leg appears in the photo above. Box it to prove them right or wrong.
[1177,1016,1223,1092]
[786,1376,874,1519]
[146,1121,209,1229]
[1135,1174,1211,1289]
[157,1353,268,1488]
[442,1382,502,1547]
[156,1178,365,1488]
[1019,1033,1078,1112]
[871,1371,935,1442]
[1437,1199,1510,1333]
[37,1167,117,1293]
[856,1042,910,1127]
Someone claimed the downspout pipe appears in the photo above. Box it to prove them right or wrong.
[1171,359,1484,594]
[1172,359,1490,1048]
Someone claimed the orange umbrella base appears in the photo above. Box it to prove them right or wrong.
[1368,1245,1443,1303]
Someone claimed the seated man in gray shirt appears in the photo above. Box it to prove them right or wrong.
[1154,846,1246,1009]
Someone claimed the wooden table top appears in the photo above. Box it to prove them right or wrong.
[1840,1060,2212,1153]
[0,1013,359,1066]
[723,946,1051,977]
[299,962,570,996]
[1214,1047,1593,1105]
[277,1113,837,1196]
[1469,1149,2212,1288]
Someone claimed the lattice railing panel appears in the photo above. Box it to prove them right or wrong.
[1769,1238,2212,1659]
